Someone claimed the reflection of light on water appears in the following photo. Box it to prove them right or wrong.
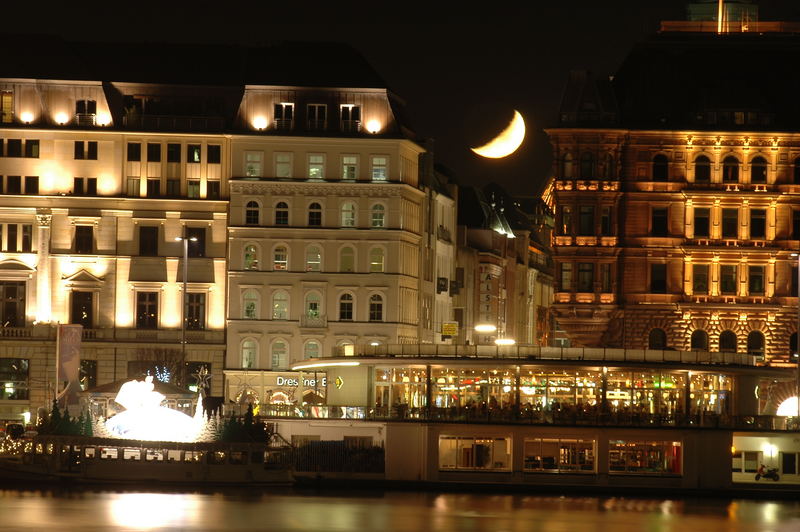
[109,493,200,530]
[761,502,778,524]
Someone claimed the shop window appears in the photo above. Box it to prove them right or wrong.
[438,436,511,471]
[652,154,668,181]
[523,438,595,472]
[608,440,682,475]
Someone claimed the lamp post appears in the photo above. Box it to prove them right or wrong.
[175,235,198,369]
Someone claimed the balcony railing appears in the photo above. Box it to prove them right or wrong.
[300,314,327,328]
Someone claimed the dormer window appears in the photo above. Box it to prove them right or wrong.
[274,103,294,130]
[340,104,361,133]
[75,100,97,126]
[307,104,327,130]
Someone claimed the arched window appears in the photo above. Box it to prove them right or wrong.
[695,155,711,182]
[242,339,257,368]
[648,328,667,350]
[304,340,321,360]
[691,330,708,350]
[604,153,616,180]
[308,202,322,226]
[369,294,383,322]
[305,246,321,271]
[719,330,737,352]
[271,339,288,370]
[273,245,288,270]
[722,156,739,183]
[275,201,289,225]
[245,201,260,225]
[339,293,354,321]
[794,157,800,185]
[652,154,668,181]
[750,156,767,184]
[371,204,385,228]
[747,331,765,357]
[242,289,259,319]
[561,153,573,178]
[340,246,355,272]
[243,244,259,270]
[305,292,321,318]
[579,152,594,179]
[369,248,384,273]
[272,290,289,320]
[341,202,356,227]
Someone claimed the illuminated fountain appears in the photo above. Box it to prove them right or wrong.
[101,376,208,443]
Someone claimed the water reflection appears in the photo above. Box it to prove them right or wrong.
[0,488,798,531]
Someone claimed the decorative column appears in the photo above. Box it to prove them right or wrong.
[35,211,52,323]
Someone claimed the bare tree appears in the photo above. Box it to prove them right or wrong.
[131,347,186,386]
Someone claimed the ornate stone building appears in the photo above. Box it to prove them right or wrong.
[547,24,800,367]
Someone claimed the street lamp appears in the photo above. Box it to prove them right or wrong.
[175,235,198,366]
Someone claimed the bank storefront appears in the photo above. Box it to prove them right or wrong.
[224,369,327,412]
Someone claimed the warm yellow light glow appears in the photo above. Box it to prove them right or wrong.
[293,361,360,370]
[777,397,799,417]
[365,119,382,134]
[96,113,112,126]
[475,324,497,333]
[494,338,516,346]
[109,493,201,530]
[252,116,268,130]
[470,110,526,159]
[20,111,34,124]
[54,112,69,125]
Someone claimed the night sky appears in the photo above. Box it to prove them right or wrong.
[9,1,800,196]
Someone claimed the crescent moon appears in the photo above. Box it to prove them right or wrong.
[470,110,526,159]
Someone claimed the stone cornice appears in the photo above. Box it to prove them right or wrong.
[231,180,421,198]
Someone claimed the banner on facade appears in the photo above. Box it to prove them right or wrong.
[442,322,459,337]
[56,324,83,407]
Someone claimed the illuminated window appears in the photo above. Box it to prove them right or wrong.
[523,438,595,473]
[187,145,201,163]
[308,154,325,179]
[0,91,13,123]
[341,202,356,227]
[694,155,711,182]
[80,360,97,391]
[369,248,384,273]
[560,263,572,291]
[650,263,666,293]
[305,246,321,271]
[0,358,29,400]
[648,329,667,350]
[275,202,289,225]
[342,156,357,179]
[241,339,257,368]
[271,339,288,369]
[371,204,385,228]
[339,293,354,321]
[560,206,572,235]
[720,265,737,295]
[748,265,764,294]
[579,152,594,179]
[245,201,260,225]
[690,330,708,350]
[371,156,388,181]
[340,247,355,272]
[750,156,767,183]
[274,103,294,130]
[608,440,682,475]
[275,153,292,178]
[272,290,288,320]
[307,104,327,130]
[652,154,668,181]
[340,104,361,132]
[242,290,259,319]
[308,202,322,226]
[243,244,259,270]
[722,209,738,239]
[187,180,200,198]
[369,294,383,322]
[305,292,321,318]
[439,436,512,471]
[304,340,321,359]
[692,264,708,294]
[719,330,737,352]
[722,156,739,183]
[245,151,263,177]
[273,246,288,271]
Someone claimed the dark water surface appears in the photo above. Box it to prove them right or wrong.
[0,487,798,531]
